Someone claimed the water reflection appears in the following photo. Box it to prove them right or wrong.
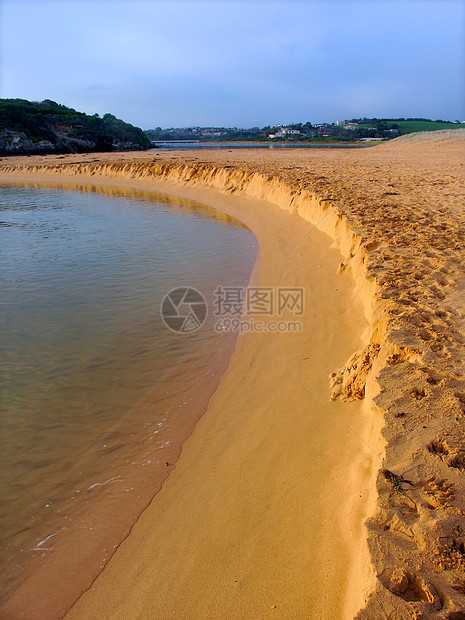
[0,183,257,600]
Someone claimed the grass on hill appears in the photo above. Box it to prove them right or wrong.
[359,120,464,133]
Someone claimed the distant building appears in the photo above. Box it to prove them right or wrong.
[336,120,344,126]
[318,126,337,135]
[345,122,358,131]
[200,130,225,137]
[269,127,302,138]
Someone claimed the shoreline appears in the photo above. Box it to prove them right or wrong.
[1,172,378,619]
[1,130,464,617]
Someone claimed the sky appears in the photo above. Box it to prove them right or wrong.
[0,0,464,129]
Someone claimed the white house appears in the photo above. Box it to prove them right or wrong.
[269,127,302,138]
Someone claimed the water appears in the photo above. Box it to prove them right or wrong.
[0,182,257,605]
[150,141,371,150]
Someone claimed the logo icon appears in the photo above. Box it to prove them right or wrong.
[161,287,207,333]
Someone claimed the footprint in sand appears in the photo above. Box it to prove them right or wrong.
[428,437,465,471]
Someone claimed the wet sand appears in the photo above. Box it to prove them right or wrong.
[1,129,464,618]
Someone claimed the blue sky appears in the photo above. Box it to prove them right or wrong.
[1,0,464,128]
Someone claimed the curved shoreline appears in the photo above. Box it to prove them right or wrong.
[1,132,464,618]
[1,171,378,618]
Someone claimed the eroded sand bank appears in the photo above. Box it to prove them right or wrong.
[1,129,464,618]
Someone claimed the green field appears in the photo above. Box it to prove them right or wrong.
[359,120,464,133]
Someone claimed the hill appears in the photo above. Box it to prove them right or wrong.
[356,117,464,135]
[0,99,151,155]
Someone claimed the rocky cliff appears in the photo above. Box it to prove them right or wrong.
[0,99,151,155]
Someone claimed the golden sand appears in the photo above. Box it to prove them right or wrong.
[1,129,464,618]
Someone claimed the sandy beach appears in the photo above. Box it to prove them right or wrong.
[1,129,464,618]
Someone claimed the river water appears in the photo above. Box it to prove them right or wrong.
[0,182,257,607]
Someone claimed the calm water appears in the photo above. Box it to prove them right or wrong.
[151,141,370,150]
[0,183,257,598]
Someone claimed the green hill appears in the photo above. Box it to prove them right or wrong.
[0,99,151,155]
[357,118,464,135]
